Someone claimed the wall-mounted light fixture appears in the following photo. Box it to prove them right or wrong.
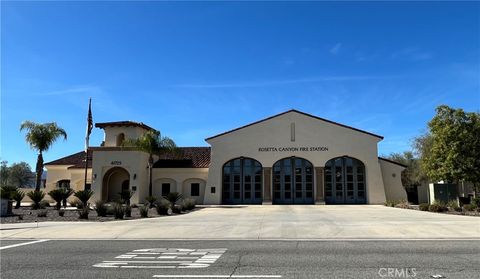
[93,173,97,180]
[133,174,137,180]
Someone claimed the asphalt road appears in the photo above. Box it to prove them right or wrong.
[0,239,478,279]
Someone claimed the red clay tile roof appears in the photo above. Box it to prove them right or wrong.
[95,121,155,131]
[206,109,384,141]
[45,150,92,167]
[45,147,211,169]
[153,147,211,168]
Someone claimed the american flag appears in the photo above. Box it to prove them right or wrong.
[85,98,93,152]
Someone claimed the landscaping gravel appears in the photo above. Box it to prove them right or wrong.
[0,206,193,223]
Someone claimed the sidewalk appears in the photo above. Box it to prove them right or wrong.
[1,205,479,240]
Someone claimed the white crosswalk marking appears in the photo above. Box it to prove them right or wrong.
[93,248,227,269]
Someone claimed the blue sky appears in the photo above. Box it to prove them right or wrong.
[1,1,479,169]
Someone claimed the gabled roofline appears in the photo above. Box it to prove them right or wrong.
[95,121,155,131]
[205,109,383,141]
[378,157,408,168]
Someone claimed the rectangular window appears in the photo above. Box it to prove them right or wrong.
[161,183,170,196]
[211,187,216,194]
[191,183,200,196]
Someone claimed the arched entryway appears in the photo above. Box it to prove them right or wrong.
[222,157,262,204]
[273,157,314,204]
[324,156,366,204]
[102,167,130,202]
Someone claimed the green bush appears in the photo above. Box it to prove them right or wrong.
[145,196,157,208]
[155,199,171,215]
[74,189,94,206]
[472,197,480,208]
[447,200,461,212]
[140,205,149,218]
[0,186,17,200]
[39,200,50,209]
[384,200,397,207]
[77,202,89,219]
[48,189,64,210]
[395,199,410,209]
[12,189,25,209]
[125,205,132,217]
[429,201,447,212]
[27,190,45,210]
[419,203,429,211]
[95,200,108,217]
[172,205,182,214]
[112,202,125,219]
[37,209,48,217]
[163,192,183,209]
[119,190,133,205]
[464,204,476,211]
[183,198,196,211]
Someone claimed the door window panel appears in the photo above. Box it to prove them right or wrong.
[273,157,313,204]
[223,158,262,204]
[325,157,366,204]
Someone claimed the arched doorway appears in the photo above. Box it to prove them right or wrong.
[222,157,262,204]
[324,156,366,204]
[273,157,314,204]
[102,167,130,202]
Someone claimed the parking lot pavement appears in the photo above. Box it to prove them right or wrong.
[1,205,479,240]
[0,239,479,279]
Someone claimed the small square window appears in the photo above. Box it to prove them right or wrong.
[191,183,200,196]
[211,187,216,194]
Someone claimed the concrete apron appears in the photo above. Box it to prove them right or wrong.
[1,205,479,240]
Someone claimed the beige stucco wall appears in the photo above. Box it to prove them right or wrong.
[152,168,208,204]
[91,150,149,204]
[45,165,72,193]
[205,111,386,204]
[379,159,407,201]
[103,126,149,147]
[43,165,92,203]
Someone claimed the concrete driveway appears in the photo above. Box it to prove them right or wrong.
[1,205,479,239]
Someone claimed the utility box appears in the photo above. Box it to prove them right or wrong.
[429,183,458,204]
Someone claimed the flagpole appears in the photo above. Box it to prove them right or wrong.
[84,98,93,190]
[83,146,89,190]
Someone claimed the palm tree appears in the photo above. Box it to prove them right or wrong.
[123,130,177,197]
[20,121,67,191]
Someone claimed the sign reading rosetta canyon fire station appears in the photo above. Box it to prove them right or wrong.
[258,146,328,152]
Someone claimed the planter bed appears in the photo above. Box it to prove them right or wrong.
[392,205,480,217]
[0,206,199,224]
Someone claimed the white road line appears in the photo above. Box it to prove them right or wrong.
[154,276,230,278]
[103,260,193,264]
[231,276,282,278]
[152,276,281,278]
[17,238,480,241]
[0,239,49,250]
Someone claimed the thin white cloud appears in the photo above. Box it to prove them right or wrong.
[329,43,342,55]
[391,47,433,61]
[172,75,394,89]
[38,86,103,96]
